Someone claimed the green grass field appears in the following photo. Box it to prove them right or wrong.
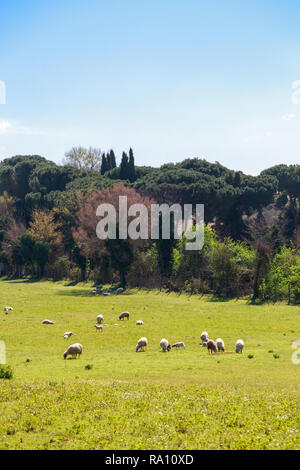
[0,280,299,449]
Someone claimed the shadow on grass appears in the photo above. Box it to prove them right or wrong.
[208,296,231,303]
[3,278,40,284]
[56,289,134,297]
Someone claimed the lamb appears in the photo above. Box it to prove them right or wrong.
[63,332,73,338]
[216,338,225,352]
[96,314,104,324]
[172,342,185,349]
[235,339,244,354]
[136,337,148,352]
[4,306,13,312]
[94,324,103,332]
[42,319,54,325]
[200,331,209,343]
[119,311,130,321]
[206,339,218,354]
[63,343,83,359]
[136,320,144,325]
[160,338,171,352]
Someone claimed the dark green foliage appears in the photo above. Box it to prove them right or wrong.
[72,245,87,281]
[105,225,136,287]
[0,365,13,379]
[33,242,50,278]
[120,152,129,180]
[101,154,108,175]
[128,148,136,182]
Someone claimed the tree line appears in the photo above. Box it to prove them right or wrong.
[0,150,299,303]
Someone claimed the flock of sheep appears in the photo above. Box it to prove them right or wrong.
[4,305,245,360]
[200,331,245,354]
[136,332,244,354]
[62,317,245,359]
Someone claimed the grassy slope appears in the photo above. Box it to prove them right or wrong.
[0,280,299,449]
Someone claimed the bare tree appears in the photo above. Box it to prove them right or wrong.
[63,146,102,171]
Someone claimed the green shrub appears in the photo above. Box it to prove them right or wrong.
[49,257,71,281]
[0,365,13,379]
[85,364,93,370]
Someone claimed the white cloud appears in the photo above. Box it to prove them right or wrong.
[281,113,296,122]
[0,119,67,137]
[0,120,12,132]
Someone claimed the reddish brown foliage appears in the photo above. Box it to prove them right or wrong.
[73,184,156,257]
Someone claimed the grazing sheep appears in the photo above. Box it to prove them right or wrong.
[200,331,209,343]
[102,292,110,296]
[201,341,208,348]
[172,342,185,349]
[216,338,225,352]
[235,339,244,354]
[115,288,124,294]
[160,338,171,352]
[136,320,144,325]
[4,306,13,312]
[42,319,54,325]
[206,339,218,354]
[97,314,104,324]
[63,343,83,359]
[94,324,103,332]
[136,337,148,352]
[119,311,130,321]
[63,332,73,338]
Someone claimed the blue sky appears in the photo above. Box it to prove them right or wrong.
[1,0,300,174]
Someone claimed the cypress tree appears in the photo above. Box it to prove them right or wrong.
[109,150,117,169]
[120,152,129,179]
[101,154,107,175]
[128,148,135,182]
[106,152,112,171]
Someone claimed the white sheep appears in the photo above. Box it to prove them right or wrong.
[235,339,244,354]
[4,306,13,312]
[160,338,171,352]
[136,337,148,352]
[63,332,73,338]
[63,343,83,359]
[200,331,209,343]
[42,319,54,325]
[97,314,104,324]
[119,311,129,320]
[172,342,185,349]
[216,338,225,352]
[94,324,103,332]
[136,320,144,325]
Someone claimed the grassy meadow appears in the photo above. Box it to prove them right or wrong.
[0,279,299,449]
